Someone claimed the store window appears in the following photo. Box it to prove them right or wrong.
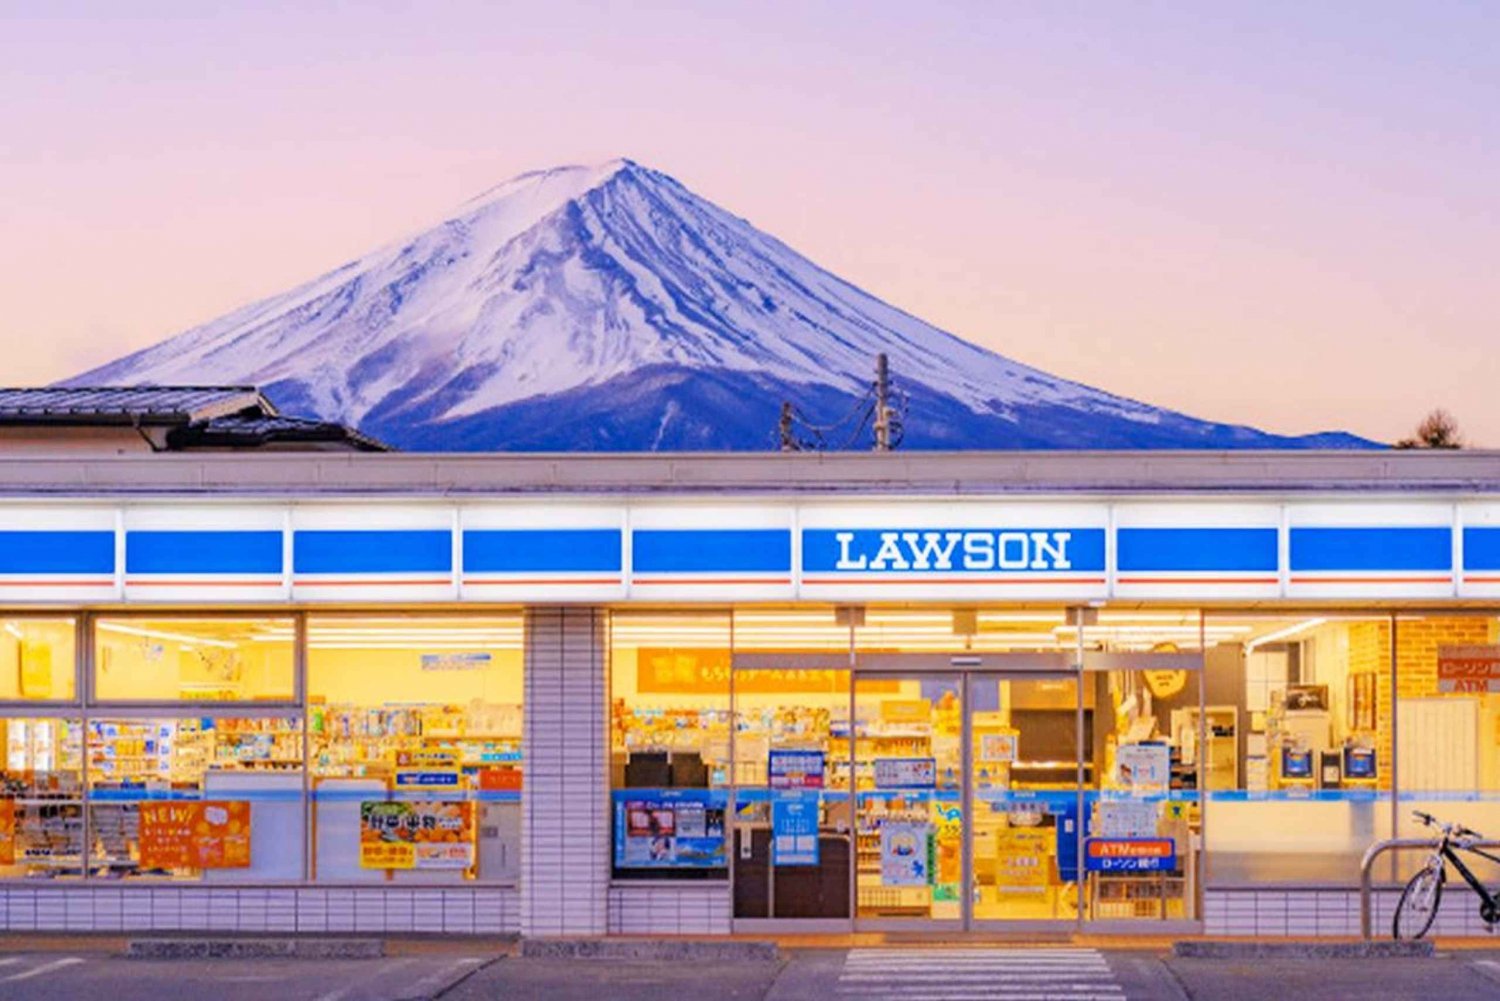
[1393,615,1500,849]
[307,616,523,883]
[0,617,77,701]
[1202,614,1394,884]
[731,608,852,919]
[609,611,731,880]
[1080,612,1205,922]
[93,617,295,702]
[86,713,303,880]
[1,716,83,878]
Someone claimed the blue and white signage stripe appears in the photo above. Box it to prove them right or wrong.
[0,528,117,596]
[462,528,624,587]
[1115,527,1280,590]
[630,528,793,586]
[1289,527,1454,586]
[293,529,453,588]
[1,501,1499,603]
[1463,527,1500,583]
[125,530,283,590]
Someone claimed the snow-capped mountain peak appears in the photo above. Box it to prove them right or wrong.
[63,159,1365,451]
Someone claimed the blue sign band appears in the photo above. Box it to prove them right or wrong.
[294,529,452,574]
[127,530,282,575]
[464,528,622,573]
[632,529,791,573]
[0,530,114,575]
[1291,527,1452,572]
[1117,527,1278,572]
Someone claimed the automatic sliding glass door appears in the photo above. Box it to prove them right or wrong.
[852,672,964,927]
[968,673,1083,928]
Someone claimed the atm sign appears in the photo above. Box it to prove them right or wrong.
[1084,838,1176,872]
[1438,646,1500,693]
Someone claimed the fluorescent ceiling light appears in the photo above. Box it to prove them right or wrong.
[1246,618,1329,652]
[97,622,237,650]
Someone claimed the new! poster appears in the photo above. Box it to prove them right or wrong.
[0,799,14,865]
[360,801,474,869]
[139,801,251,869]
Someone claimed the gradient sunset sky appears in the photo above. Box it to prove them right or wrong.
[3,1,1496,445]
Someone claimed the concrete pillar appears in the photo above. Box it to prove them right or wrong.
[521,606,609,936]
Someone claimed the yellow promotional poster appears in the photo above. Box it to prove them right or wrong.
[18,641,51,699]
[360,801,474,870]
[139,801,251,869]
[0,799,14,865]
[994,827,1051,889]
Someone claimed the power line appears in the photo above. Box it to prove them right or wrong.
[776,354,905,452]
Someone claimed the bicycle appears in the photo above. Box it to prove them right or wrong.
[1392,810,1500,940]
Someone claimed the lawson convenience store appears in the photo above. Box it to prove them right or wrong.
[0,450,1498,938]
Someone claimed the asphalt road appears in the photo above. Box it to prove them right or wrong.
[4,945,1500,1000]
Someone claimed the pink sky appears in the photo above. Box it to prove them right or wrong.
[2,2,1496,445]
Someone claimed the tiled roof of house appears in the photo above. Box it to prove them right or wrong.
[0,386,267,424]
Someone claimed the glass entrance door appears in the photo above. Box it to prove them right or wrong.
[968,673,1083,927]
[851,666,1086,931]
[853,672,964,927]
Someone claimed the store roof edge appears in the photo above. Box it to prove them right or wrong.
[0,449,1497,497]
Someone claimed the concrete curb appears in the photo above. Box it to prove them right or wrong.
[126,937,385,960]
[1173,940,1435,959]
[521,938,780,962]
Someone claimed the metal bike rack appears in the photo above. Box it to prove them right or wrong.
[1359,836,1500,939]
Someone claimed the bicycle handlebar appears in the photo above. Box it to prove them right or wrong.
[1412,810,1486,840]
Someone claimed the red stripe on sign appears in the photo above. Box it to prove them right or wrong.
[296,578,451,587]
[1117,576,1279,585]
[128,579,282,587]
[633,578,792,585]
[0,579,116,587]
[465,578,622,586]
[1289,575,1451,584]
[801,576,1107,585]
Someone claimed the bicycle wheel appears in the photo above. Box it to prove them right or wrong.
[1394,864,1443,940]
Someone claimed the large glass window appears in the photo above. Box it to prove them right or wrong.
[87,615,303,882]
[94,617,294,702]
[1393,615,1500,853]
[1079,612,1204,923]
[1202,614,1394,885]
[1,716,83,878]
[307,616,523,883]
[0,617,76,701]
[86,713,302,881]
[609,611,731,880]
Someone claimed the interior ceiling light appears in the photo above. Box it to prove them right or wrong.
[1246,618,1329,652]
[97,622,237,649]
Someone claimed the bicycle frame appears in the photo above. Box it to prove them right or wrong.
[1433,834,1500,919]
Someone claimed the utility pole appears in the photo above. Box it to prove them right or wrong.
[779,401,796,452]
[873,352,891,452]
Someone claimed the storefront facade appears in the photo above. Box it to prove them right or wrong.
[0,450,1497,937]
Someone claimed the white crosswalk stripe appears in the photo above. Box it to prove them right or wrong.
[0,956,87,982]
[837,948,1125,1000]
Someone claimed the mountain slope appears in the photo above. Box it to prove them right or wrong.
[65,159,1368,450]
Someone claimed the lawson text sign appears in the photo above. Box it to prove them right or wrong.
[802,528,1106,576]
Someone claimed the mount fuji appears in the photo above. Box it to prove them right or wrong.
[65,159,1366,451]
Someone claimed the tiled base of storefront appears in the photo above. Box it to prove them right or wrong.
[607,885,731,935]
[0,887,520,934]
[0,885,1494,938]
[1204,887,1496,937]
